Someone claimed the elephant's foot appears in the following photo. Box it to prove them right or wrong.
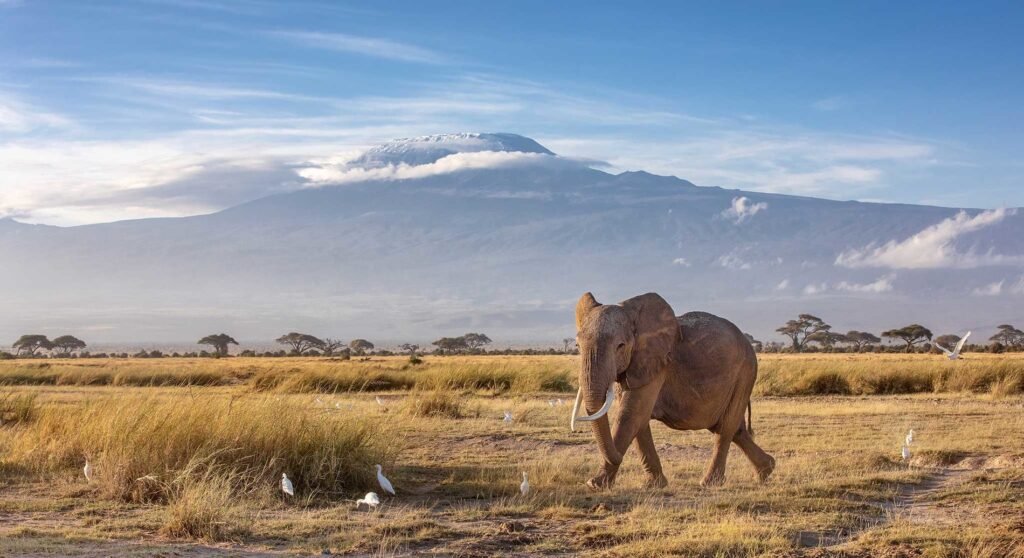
[756,455,776,482]
[700,469,726,488]
[586,470,617,490]
[643,472,668,489]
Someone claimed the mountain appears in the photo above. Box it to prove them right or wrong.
[3,133,1023,345]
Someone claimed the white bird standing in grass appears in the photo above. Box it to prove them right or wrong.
[375,396,388,412]
[937,331,971,360]
[520,472,529,496]
[901,445,911,461]
[281,473,294,496]
[547,399,556,407]
[375,464,395,495]
[556,398,564,406]
[83,460,92,482]
[356,492,380,509]
[503,410,514,423]
[905,429,915,446]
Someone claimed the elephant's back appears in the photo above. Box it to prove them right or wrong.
[676,311,755,369]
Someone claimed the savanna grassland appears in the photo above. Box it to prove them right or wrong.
[1,354,1023,557]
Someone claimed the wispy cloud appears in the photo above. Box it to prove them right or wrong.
[720,196,767,224]
[971,281,1004,296]
[836,209,1021,269]
[0,92,73,133]
[299,151,564,185]
[268,30,445,64]
[671,257,691,267]
[811,96,849,112]
[800,275,895,296]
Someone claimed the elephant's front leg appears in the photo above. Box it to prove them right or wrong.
[587,378,663,490]
[634,423,668,488]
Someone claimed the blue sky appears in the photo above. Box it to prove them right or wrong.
[1,0,1022,225]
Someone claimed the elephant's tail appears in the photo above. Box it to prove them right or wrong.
[746,400,754,438]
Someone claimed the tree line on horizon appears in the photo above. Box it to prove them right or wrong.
[5,322,1023,359]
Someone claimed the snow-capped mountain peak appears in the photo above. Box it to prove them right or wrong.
[349,133,555,168]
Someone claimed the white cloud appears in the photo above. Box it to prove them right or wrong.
[298,151,562,185]
[0,92,72,133]
[268,30,445,64]
[776,279,789,290]
[1011,276,1024,295]
[803,282,828,295]
[672,257,690,267]
[836,209,1021,269]
[717,252,751,270]
[971,281,1004,297]
[720,196,767,224]
[834,275,895,293]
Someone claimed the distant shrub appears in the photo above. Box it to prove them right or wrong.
[402,390,464,419]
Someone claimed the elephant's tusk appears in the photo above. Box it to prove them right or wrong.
[570,387,615,431]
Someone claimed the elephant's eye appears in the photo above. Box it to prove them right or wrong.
[616,342,626,350]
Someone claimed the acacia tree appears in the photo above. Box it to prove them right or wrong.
[775,314,831,352]
[882,324,933,353]
[319,338,346,356]
[806,330,848,350]
[349,339,374,355]
[562,337,577,353]
[462,333,492,351]
[990,324,1024,349]
[933,334,962,352]
[197,333,238,356]
[845,331,881,352]
[399,343,420,357]
[13,334,52,356]
[276,332,324,355]
[51,335,87,357]
[432,337,469,354]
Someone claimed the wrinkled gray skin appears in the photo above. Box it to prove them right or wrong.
[574,292,775,489]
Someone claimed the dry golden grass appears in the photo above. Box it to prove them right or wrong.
[0,354,1022,557]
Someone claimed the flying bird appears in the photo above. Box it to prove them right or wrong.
[901,445,911,461]
[503,410,514,423]
[281,473,294,496]
[356,492,381,509]
[520,472,529,496]
[376,464,395,495]
[83,460,92,482]
[937,331,971,360]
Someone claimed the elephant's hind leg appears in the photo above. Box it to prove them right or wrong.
[733,428,775,482]
[634,423,668,489]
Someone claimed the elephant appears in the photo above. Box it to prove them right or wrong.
[570,291,775,489]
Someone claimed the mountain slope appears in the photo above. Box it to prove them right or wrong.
[2,134,1022,344]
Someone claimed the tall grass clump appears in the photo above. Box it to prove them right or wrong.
[161,460,250,541]
[0,391,39,424]
[8,395,397,502]
[401,390,466,419]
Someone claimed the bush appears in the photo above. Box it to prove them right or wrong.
[161,464,250,541]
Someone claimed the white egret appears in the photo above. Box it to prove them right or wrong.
[905,429,915,446]
[937,331,971,360]
[356,492,381,509]
[83,460,92,482]
[556,398,564,406]
[901,445,911,461]
[503,410,514,423]
[547,399,556,407]
[519,472,529,496]
[375,396,388,412]
[375,464,395,495]
[281,473,294,496]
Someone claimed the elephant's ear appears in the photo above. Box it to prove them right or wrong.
[575,292,600,330]
[620,293,679,389]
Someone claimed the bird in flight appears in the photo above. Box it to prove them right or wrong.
[937,331,971,360]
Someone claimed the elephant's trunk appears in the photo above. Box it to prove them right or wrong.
[575,348,623,467]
